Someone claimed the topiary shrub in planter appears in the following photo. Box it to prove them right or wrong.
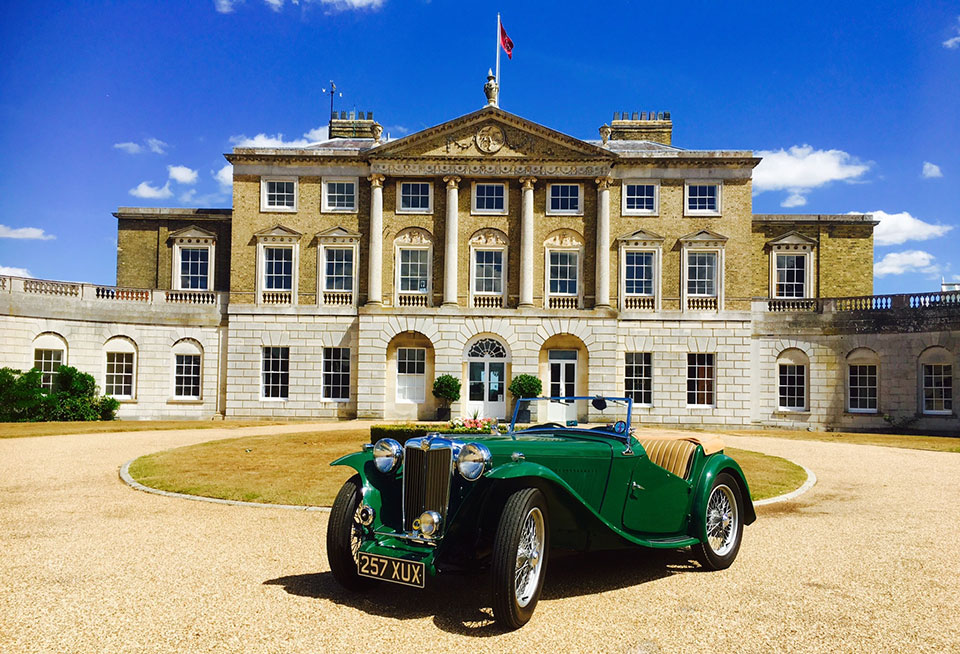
[508,374,542,423]
[432,374,461,421]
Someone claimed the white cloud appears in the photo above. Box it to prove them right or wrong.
[167,165,199,185]
[129,181,173,199]
[179,189,228,205]
[922,161,943,178]
[213,164,233,190]
[874,250,941,277]
[230,125,327,148]
[0,265,32,277]
[264,0,284,10]
[318,0,385,9]
[113,137,167,155]
[852,209,954,246]
[944,17,960,48]
[113,142,142,154]
[0,225,56,240]
[214,0,242,13]
[754,144,870,207]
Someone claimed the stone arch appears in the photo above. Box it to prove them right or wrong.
[468,227,508,246]
[538,333,590,420]
[775,348,811,412]
[384,330,437,422]
[393,226,434,245]
[530,318,598,350]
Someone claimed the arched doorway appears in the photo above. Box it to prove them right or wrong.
[539,334,589,422]
[465,337,509,419]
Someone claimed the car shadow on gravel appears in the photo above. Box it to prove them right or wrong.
[264,548,698,637]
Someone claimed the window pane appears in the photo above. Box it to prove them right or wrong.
[324,248,354,291]
[549,184,580,212]
[266,180,295,208]
[848,364,878,411]
[322,347,351,400]
[686,353,715,406]
[397,347,426,402]
[174,354,202,398]
[625,184,656,212]
[549,251,578,295]
[475,184,505,211]
[33,349,63,390]
[105,352,134,397]
[687,184,718,212]
[473,249,503,293]
[624,251,654,295]
[264,247,293,290]
[776,254,806,298]
[778,363,806,409]
[399,249,430,293]
[400,182,431,210]
[687,252,717,296]
[922,363,952,413]
[180,247,209,290]
[625,352,652,405]
[326,181,356,210]
[262,347,290,399]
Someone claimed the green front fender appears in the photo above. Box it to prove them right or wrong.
[330,451,385,521]
[691,454,757,534]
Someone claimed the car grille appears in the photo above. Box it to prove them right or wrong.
[403,441,453,532]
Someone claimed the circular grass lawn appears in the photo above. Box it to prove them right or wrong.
[128,428,807,507]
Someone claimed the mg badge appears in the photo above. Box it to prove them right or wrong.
[420,439,430,451]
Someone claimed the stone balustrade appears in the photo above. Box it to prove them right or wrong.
[548,296,578,310]
[322,290,354,306]
[473,295,503,308]
[398,292,428,307]
[687,296,718,311]
[261,291,292,305]
[623,295,655,311]
[0,275,225,307]
[756,291,960,314]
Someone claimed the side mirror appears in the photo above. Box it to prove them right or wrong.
[591,397,607,411]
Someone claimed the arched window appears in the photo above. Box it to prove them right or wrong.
[172,339,203,399]
[104,336,138,400]
[777,348,810,411]
[918,347,954,415]
[846,348,879,413]
[467,338,507,360]
[33,332,68,390]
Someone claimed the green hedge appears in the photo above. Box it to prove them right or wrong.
[0,366,119,422]
[369,423,508,444]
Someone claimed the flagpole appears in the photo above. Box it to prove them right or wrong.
[496,12,501,105]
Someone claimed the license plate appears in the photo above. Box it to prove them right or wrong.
[356,552,425,588]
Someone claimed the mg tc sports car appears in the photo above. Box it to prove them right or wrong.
[326,396,756,630]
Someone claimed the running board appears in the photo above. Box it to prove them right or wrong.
[642,536,699,549]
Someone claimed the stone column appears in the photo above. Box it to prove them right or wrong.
[595,177,613,308]
[366,174,385,305]
[442,176,461,306]
[519,176,537,307]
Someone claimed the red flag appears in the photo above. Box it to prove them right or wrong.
[499,21,514,59]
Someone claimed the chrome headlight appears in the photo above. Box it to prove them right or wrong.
[456,442,491,481]
[417,510,442,538]
[373,438,402,473]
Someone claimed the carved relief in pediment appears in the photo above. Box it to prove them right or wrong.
[469,228,508,246]
[397,122,594,160]
[544,229,584,248]
[394,227,434,245]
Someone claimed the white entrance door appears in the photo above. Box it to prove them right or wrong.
[547,350,577,423]
[465,338,508,419]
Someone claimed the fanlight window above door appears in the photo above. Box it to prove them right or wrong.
[467,338,507,359]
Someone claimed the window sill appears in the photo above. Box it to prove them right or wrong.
[260,397,289,402]
[921,411,955,417]
[396,208,434,215]
[321,208,359,214]
[686,405,715,410]
[321,398,351,403]
[846,409,879,415]
[260,206,297,213]
[775,409,810,415]
[545,210,584,217]
[168,398,204,404]
[684,212,721,218]
[471,209,508,216]
[115,398,137,404]
[622,210,659,217]
[396,399,425,405]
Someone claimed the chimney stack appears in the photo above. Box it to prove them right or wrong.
[328,109,382,139]
[602,110,673,145]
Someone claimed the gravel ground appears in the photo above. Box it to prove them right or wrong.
[2,425,959,654]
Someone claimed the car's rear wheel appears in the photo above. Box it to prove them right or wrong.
[491,488,549,630]
[326,474,373,591]
[693,472,744,570]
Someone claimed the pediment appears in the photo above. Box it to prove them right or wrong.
[168,225,216,240]
[766,230,818,247]
[679,229,728,243]
[617,228,664,243]
[371,106,614,161]
[316,226,361,240]
[254,224,302,238]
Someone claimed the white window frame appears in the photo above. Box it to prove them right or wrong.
[471,182,508,216]
[34,348,64,391]
[396,181,434,215]
[619,247,660,311]
[321,176,359,213]
[260,176,298,213]
[318,243,359,306]
[469,245,507,305]
[396,347,427,403]
[919,348,954,416]
[846,348,879,414]
[261,346,290,401]
[104,337,137,401]
[776,349,809,412]
[686,353,716,408]
[395,244,433,303]
[682,247,724,311]
[621,180,659,216]
[546,183,583,216]
[544,246,583,308]
[771,250,813,299]
[32,332,67,391]
[625,352,653,407]
[256,238,299,305]
[172,242,215,291]
[171,339,203,401]
[322,347,351,402]
[684,181,722,216]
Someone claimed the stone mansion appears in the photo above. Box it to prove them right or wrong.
[1,86,958,431]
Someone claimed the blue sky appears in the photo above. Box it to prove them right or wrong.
[0,0,958,294]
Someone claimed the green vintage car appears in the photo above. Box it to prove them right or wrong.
[326,396,755,630]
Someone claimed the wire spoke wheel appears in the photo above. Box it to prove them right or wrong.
[327,475,373,591]
[513,507,544,608]
[492,488,550,630]
[694,473,744,571]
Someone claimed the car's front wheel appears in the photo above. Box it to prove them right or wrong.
[693,472,744,570]
[491,488,550,630]
[326,474,373,591]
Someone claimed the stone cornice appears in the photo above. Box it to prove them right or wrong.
[370,160,614,177]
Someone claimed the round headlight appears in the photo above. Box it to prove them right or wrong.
[418,510,442,538]
[373,438,402,474]
[457,442,492,481]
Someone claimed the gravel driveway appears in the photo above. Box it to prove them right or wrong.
[2,426,959,654]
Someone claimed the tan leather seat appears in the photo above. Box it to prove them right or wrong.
[637,438,699,479]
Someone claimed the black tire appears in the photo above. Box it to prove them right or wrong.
[326,474,373,591]
[693,472,744,570]
[491,488,550,630]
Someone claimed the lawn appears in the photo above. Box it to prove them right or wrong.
[127,428,806,506]
[725,428,960,454]
[0,419,289,439]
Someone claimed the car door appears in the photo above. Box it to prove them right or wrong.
[620,456,690,534]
